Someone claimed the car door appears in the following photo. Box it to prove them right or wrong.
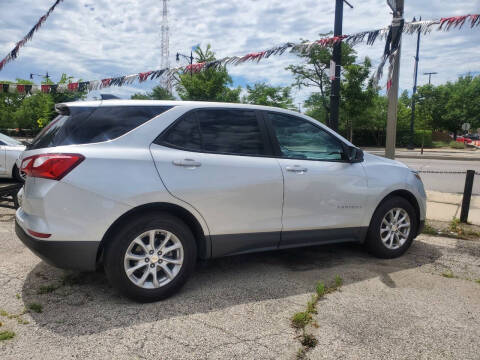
[0,141,7,175]
[150,108,284,257]
[264,111,368,248]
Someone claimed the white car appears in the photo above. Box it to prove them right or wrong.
[0,133,26,181]
[16,100,426,302]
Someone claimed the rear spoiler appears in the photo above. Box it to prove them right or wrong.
[55,103,70,115]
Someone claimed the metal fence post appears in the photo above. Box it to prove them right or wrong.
[460,170,475,223]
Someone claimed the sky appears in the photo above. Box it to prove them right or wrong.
[0,0,479,105]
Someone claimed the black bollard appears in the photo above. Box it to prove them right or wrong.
[460,170,475,223]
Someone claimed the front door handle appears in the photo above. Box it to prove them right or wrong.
[172,159,202,168]
[285,165,308,174]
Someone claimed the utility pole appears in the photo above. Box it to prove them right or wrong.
[424,71,437,85]
[407,17,421,150]
[385,0,404,160]
[329,0,353,131]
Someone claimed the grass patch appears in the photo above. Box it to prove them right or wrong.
[0,330,15,341]
[442,270,455,278]
[292,276,343,357]
[292,312,312,329]
[449,141,465,149]
[432,141,449,148]
[475,279,480,284]
[37,283,60,294]
[0,309,29,325]
[27,303,43,313]
[300,333,318,348]
[422,222,438,236]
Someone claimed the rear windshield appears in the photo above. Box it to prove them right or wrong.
[28,105,172,149]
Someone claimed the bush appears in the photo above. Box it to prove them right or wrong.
[449,141,465,149]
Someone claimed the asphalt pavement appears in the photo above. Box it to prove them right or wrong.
[1,205,479,359]
[396,158,480,195]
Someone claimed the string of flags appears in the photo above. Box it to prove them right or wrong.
[0,13,478,94]
[0,0,64,72]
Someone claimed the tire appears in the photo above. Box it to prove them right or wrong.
[104,212,197,302]
[12,165,24,183]
[365,196,417,259]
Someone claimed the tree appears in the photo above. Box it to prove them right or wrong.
[242,82,295,109]
[176,44,241,102]
[339,57,375,141]
[287,40,356,125]
[0,73,85,132]
[131,86,175,100]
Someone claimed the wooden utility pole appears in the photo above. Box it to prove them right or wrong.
[385,0,404,160]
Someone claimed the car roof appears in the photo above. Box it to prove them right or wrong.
[59,99,303,117]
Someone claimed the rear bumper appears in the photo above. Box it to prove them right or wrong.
[15,221,99,271]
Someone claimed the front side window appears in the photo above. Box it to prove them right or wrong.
[267,113,344,161]
[160,109,266,156]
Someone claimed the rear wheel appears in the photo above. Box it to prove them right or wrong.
[104,212,197,302]
[12,165,25,183]
[365,196,417,258]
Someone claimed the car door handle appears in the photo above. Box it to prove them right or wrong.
[285,165,308,174]
[172,159,202,168]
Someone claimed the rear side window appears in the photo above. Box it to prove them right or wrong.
[29,106,172,149]
[159,109,266,156]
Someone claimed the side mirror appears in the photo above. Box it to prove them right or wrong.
[346,146,364,163]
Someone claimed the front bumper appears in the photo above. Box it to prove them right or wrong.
[15,220,100,271]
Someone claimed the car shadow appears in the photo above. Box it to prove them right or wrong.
[22,240,441,336]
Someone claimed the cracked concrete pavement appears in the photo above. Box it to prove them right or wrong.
[0,206,479,359]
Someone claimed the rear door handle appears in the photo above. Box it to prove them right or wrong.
[172,159,202,168]
[285,165,308,174]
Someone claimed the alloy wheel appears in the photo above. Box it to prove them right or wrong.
[379,208,411,250]
[124,229,184,289]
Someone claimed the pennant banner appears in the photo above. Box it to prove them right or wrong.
[0,13,478,92]
[0,0,64,72]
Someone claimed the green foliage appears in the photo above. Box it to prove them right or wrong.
[291,311,311,329]
[243,82,296,109]
[0,330,15,341]
[0,73,86,133]
[131,86,175,100]
[449,141,465,149]
[176,44,241,102]
[288,40,356,124]
[27,303,43,313]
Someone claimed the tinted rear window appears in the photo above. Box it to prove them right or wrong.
[29,105,172,149]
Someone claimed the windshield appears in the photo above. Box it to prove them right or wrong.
[0,133,23,146]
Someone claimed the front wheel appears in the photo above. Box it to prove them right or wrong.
[104,212,197,302]
[365,196,417,259]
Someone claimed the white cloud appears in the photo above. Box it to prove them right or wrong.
[0,0,479,103]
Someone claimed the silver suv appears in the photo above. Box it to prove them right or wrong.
[16,100,426,302]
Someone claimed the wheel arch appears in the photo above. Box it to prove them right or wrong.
[97,202,210,265]
[371,189,421,236]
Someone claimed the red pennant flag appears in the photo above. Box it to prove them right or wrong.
[68,82,79,91]
[101,78,111,87]
[139,71,153,82]
[16,84,25,93]
[41,84,50,93]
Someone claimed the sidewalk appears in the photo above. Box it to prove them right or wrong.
[365,147,480,161]
[426,190,480,225]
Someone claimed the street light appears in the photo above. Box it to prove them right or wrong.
[176,51,194,77]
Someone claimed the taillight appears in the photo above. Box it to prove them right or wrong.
[27,229,51,238]
[21,153,85,180]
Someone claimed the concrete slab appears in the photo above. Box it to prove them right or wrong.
[426,201,459,222]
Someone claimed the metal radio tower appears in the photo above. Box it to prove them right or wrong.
[160,0,170,70]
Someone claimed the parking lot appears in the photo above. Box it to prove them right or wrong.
[0,204,479,359]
